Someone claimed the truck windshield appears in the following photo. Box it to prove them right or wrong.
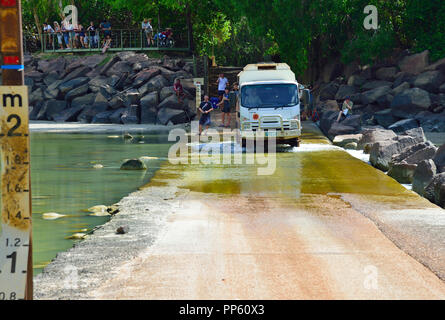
[241,84,299,108]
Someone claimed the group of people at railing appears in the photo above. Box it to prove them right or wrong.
[42,18,175,51]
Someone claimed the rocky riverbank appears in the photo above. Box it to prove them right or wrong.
[312,49,445,208]
[22,52,197,126]
[33,183,189,300]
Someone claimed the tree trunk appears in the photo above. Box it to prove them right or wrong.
[186,2,194,52]
[33,7,42,41]
[157,0,161,32]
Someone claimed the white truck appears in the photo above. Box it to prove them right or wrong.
[237,63,302,147]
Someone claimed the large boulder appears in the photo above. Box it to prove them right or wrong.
[157,94,189,111]
[369,136,417,171]
[88,76,111,92]
[413,160,437,196]
[132,68,161,88]
[360,81,392,92]
[347,75,366,87]
[333,134,363,148]
[335,85,358,100]
[425,57,445,73]
[43,71,61,86]
[71,93,96,109]
[398,50,429,75]
[65,84,89,101]
[109,95,125,110]
[59,77,90,95]
[432,143,445,172]
[400,127,426,144]
[77,104,108,123]
[140,91,159,109]
[63,66,91,82]
[361,86,392,105]
[121,105,140,124]
[99,55,120,75]
[92,110,115,124]
[140,106,157,124]
[29,101,43,120]
[157,108,189,125]
[124,89,141,105]
[374,109,398,128]
[109,108,125,124]
[327,122,359,140]
[413,71,445,93]
[52,106,84,122]
[393,72,416,89]
[37,100,67,121]
[387,163,417,184]
[93,92,109,110]
[375,67,398,81]
[160,87,176,102]
[357,128,397,150]
[137,74,169,96]
[424,173,445,204]
[391,142,436,165]
[318,100,339,112]
[106,61,133,77]
[388,118,419,133]
[29,88,44,105]
[319,82,339,100]
[392,82,411,96]
[391,88,431,118]
[319,110,338,135]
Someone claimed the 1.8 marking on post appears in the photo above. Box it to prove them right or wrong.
[0,86,31,300]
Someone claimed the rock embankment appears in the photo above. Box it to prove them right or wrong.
[313,50,445,208]
[23,52,197,125]
[315,50,445,138]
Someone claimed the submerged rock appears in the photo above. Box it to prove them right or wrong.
[42,212,67,220]
[116,226,129,234]
[120,159,147,170]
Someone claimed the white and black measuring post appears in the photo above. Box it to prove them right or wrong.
[0,0,33,300]
[193,78,204,111]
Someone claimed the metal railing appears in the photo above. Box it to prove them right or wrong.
[26,29,190,54]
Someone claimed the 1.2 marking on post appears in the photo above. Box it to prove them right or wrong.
[0,85,31,300]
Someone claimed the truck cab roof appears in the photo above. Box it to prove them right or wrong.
[238,63,296,84]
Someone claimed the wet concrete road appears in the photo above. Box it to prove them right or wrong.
[92,123,445,299]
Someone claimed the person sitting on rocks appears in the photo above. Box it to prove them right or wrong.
[337,97,353,122]
[174,79,185,103]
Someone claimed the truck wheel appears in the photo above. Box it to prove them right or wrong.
[289,138,300,148]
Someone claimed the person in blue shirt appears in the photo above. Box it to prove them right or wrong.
[199,95,214,135]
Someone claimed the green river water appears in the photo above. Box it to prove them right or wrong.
[1,128,444,277]
[1,133,172,275]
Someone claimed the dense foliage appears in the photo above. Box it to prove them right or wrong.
[22,0,445,77]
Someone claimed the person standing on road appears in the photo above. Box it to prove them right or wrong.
[337,96,353,122]
[199,95,214,136]
[216,73,229,101]
[217,88,231,128]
